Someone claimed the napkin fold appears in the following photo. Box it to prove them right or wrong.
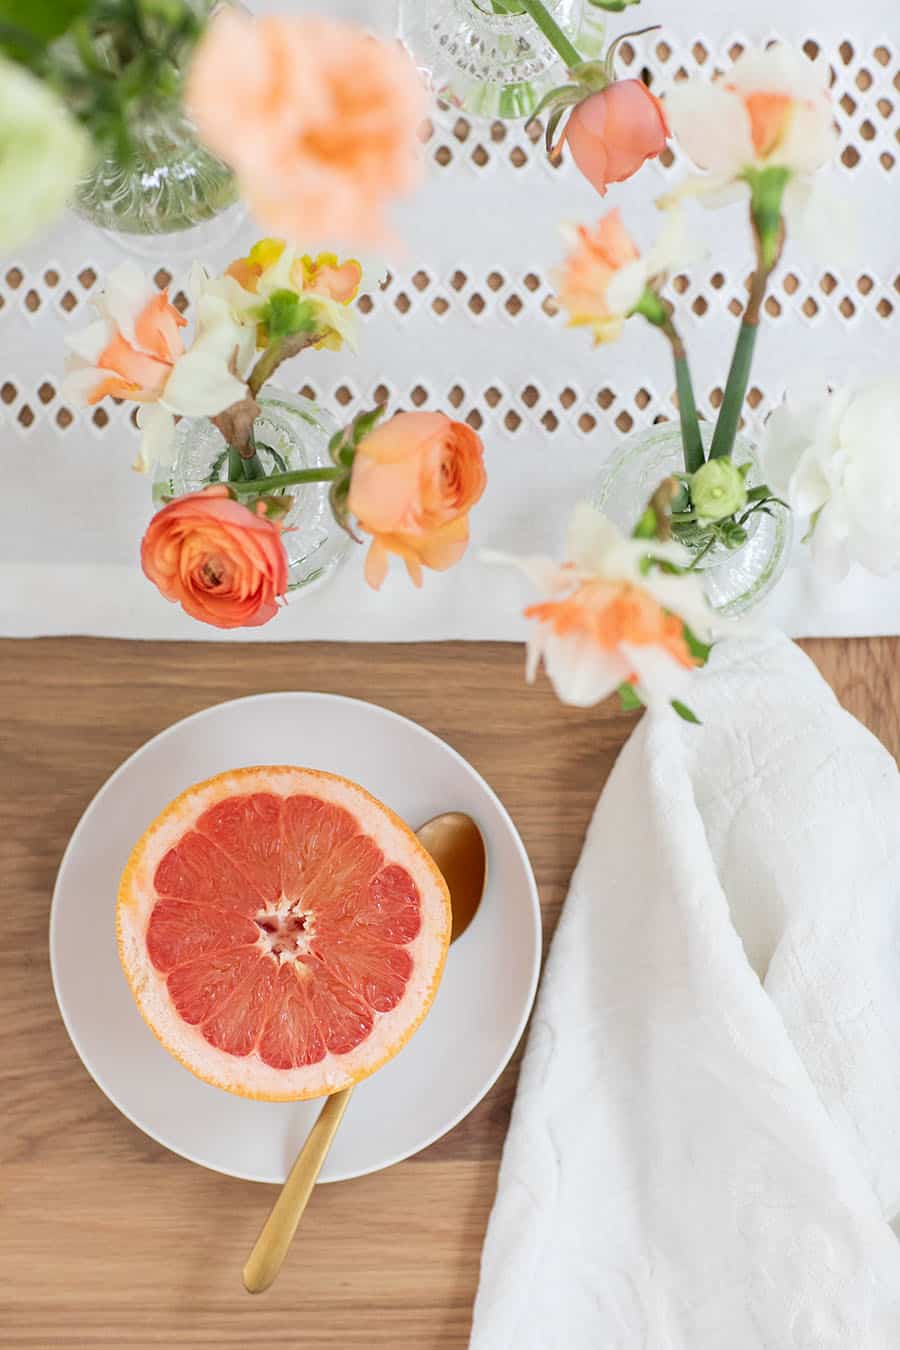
[471,632,900,1350]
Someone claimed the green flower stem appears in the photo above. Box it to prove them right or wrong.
[708,321,758,461]
[516,0,583,68]
[228,467,343,496]
[709,169,788,461]
[633,288,704,475]
[240,449,267,480]
[247,332,319,399]
[227,446,243,481]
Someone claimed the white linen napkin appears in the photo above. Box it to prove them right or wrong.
[471,632,900,1349]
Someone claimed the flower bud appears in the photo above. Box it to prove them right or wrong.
[690,459,747,521]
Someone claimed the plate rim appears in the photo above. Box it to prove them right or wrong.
[49,690,542,1184]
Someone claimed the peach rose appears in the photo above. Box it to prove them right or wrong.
[347,412,486,590]
[141,486,288,629]
[187,12,425,246]
[560,79,669,196]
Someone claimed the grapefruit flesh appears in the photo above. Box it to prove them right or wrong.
[117,767,451,1100]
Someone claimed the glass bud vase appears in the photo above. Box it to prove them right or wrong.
[593,423,793,617]
[153,390,351,592]
[73,98,243,257]
[397,0,605,121]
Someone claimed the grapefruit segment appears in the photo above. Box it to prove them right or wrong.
[117,766,451,1100]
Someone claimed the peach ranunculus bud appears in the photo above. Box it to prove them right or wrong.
[141,486,289,630]
[186,12,426,248]
[347,412,487,590]
[559,79,670,196]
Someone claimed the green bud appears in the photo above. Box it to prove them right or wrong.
[587,0,641,10]
[263,290,316,342]
[690,459,748,522]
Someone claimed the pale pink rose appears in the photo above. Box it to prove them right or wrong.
[187,12,425,246]
[141,486,288,630]
[348,412,487,589]
[561,80,670,196]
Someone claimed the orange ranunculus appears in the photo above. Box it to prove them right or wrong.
[141,486,288,630]
[556,209,640,344]
[347,412,486,590]
[187,12,425,247]
[560,79,669,196]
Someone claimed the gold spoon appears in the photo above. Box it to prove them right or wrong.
[242,811,487,1295]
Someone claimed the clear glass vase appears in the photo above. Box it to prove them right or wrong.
[153,390,351,592]
[593,423,793,617]
[73,98,242,257]
[397,0,605,120]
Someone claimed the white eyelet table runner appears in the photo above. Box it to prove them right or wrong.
[2,0,899,641]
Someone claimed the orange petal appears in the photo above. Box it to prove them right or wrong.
[134,291,187,363]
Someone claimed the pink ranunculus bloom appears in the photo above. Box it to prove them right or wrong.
[347,411,487,590]
[186,11,426,248]
[141,486,289,630]
[561,79,670,196]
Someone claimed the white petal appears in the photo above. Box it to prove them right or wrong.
[135,404,176,471]
[623,642,693,709]
[643,207,704,277]
[664,83,754,174]
[540,630,629,708]
[96,263,156,349]
[789,450,831,518]
[809,503,851,582]
[481,549,573,596]
[779,99,838,174]
[64,318,114,363]
[762,397,818,495]
[727,44,830,102]
[606,259,649,316]
[60,364,107,405]
[193,291,257,376]
[161,352,247,417]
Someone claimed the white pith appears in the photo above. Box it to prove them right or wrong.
[118,767,451,1100]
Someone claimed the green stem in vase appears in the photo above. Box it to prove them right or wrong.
[228,467,344,496]
[515,0,583,68]
[227,446,243,481]
[633,288,704,476]
[709,167,788,461]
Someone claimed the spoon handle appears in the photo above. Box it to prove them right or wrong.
[243,1086,353,1294]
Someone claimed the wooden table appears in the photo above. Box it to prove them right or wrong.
[3,636,898,1348]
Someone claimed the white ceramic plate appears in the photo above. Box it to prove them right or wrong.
[50,693,541,1184]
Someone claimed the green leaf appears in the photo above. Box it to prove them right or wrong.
[587,0,640,9]
[682,624,712,666]
[351,404,386,445]
[745,484,772,501]
[632,506,658,540]
[0,0,88,49]
[524,82,580,130]
[671,699,701,724]
[617,682,643,712]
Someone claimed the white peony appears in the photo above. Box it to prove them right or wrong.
[763,378,900,581]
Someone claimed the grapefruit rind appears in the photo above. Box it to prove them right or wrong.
[117,766,451,1101]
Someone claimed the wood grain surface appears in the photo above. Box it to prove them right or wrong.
[2,636,898,1349]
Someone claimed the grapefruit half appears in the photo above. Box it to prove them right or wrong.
[117,766,451,1100]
